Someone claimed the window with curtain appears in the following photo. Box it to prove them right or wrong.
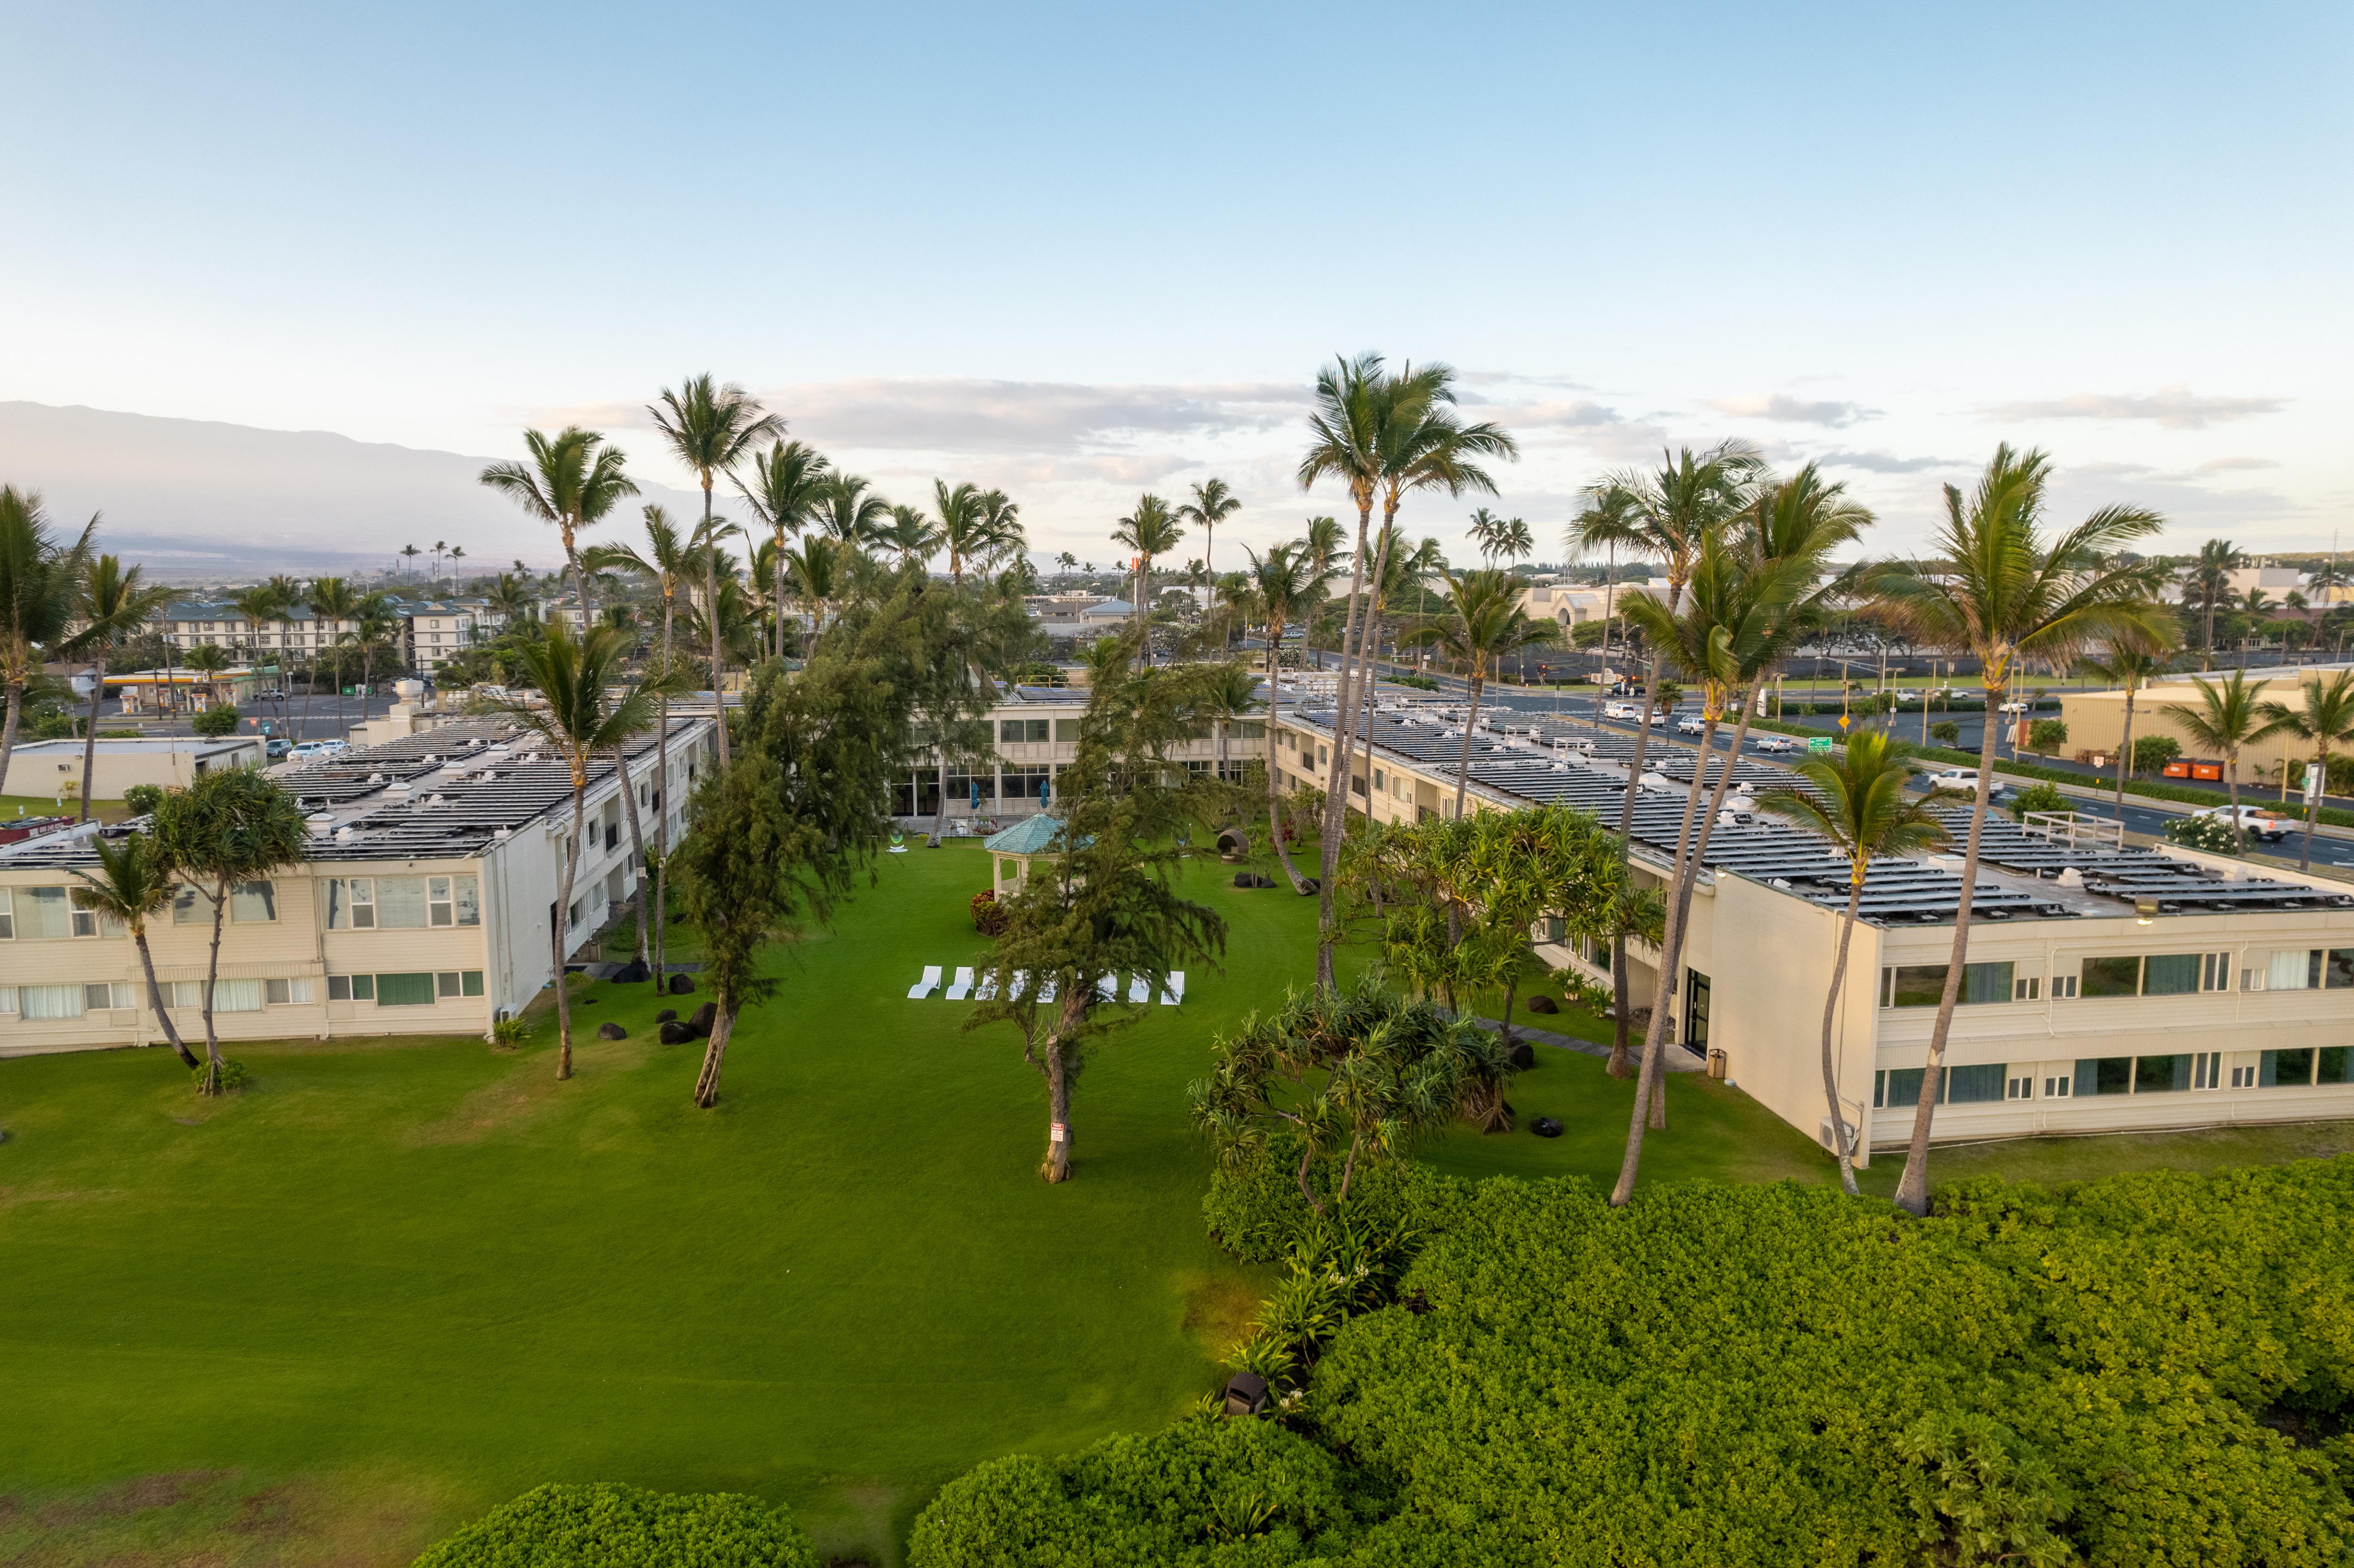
[80,983,134,1010]
[373,877,429,928]
[2264,950,2316,991]
[374,972,435,1006]
[0,987,16,1014]
[1881,961,2015,1008]
[212,979,263,1012]
[2142,955,2201,996]
[230,882,276,922]
[17,887,74,940]
[1944,1064,2007,1103]
[20,983,83,1019]
[2075,1057,2135,1095]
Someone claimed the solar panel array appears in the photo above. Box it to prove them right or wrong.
[1956,811,2354,912]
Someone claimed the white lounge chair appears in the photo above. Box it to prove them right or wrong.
[1160,971,1186,1006]
[976,970,999,1001]
[907,964,942,1000]
[1008,971,1029,1001]
[1096,973,1118,1002]
[945,966,975,1001]
[1127,973,1150,1004]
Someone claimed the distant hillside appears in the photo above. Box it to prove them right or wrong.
[0,401,700,580]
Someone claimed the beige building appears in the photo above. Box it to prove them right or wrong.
[1512,578,1667,631]
[1278,695,2354,1160]
[0,736,262,800]
[2059,664,2354,782]
[893,686,1259,824]
[0,713,715,1058]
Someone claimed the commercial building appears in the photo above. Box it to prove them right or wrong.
[0,713,715,1058]
[107,666,268,716]
[0,736,262,800]
[151,597,503,681]
[1275,692,2354,1161]
[2058,662,2354,782]
[1512,578,1667,631]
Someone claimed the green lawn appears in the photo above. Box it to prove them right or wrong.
[0,839,2342,1567]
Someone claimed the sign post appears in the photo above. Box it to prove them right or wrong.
[2306,762,2324,804]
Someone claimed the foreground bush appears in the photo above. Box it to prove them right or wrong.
[925,1163,2354,1566]
[412,1483,816,1568]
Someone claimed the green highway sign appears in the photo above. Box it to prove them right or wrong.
[1807,737,1834,755]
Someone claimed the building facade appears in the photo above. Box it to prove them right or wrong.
[890,685,1261,823]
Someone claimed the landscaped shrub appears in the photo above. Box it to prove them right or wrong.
[971,888,1008,935]
[1200,1132,1452,1263]
[2028,716,2069,754]
[2006,781,2071,821]
[124,784,164,815]
[2167,812,2245,854]
[191,703,241,737]
[411,1483,816,1568]
[2133,734,2183,777]
[906,1413,1351,1568]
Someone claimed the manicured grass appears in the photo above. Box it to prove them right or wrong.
[2,839,2346,1566]
[0,792,129,823]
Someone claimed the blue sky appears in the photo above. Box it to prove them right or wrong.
[3,2,2347,569]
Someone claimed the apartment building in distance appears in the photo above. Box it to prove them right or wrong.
[1274,691,2354,1161]
[153,597,502,680]
[0,713,715,1058]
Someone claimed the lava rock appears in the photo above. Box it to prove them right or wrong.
[688,1002,718,1038]
[656,1008,678,1023]
[669,974,695,995]
[1507,1040,1536,1070]
[1233,872,1256,888]
[613,959,649,984]
[1531,1116,1563,1139]
[657,1021,694,1045]
[596,1022,628,1041]
[1526,994,1559,1015]
[1299,877,1320,895]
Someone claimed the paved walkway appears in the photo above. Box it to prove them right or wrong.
[1471,1014,1707,1072]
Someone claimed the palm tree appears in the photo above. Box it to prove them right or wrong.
[1758,733,1950,1195]
[1468,508,1533,566]
[1401,568,1561,818]
[483,572,535,627]
[0,487,93,791]
[2158,670,2279,857]
[479,426,639,619]
[584,505,697,990]
[448,545,466,585]
[812,472,891,550]
[733,438,831,662]
[1244,541,1329,891]
[2256,671,2354,870]
[782,535,844,639]
[352,594,400,710]
[1110,494,1184,663]
[182,644,231,714]
[400,543,422,577]
[2185,538,2239,653]
[933,481,990,585]
[65,555,172,818]
[2080,632,2180,812]
[68,832,197,1068]
[977,490,1023,572]
[883,504,942,571]
[495,623,662,1080]
[149,770,308,1094]
[1177,479,1240,578]
[1868,444,2170,1216]
[305,577,359,739]
[648,377,785,768]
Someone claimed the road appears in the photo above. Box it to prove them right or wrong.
[1304,654,2354,873]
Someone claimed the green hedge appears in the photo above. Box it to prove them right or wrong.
[1201,1137,1439,1263]
[411,1484,817,1568]
[916,1164,2354,1565]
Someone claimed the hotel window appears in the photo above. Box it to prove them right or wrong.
[81,983,135,1010]
[2259,1047,2352,1087]
[2074,953,2224,998]
[374,972,436,1007]
[13,887,74,940]
[21,983,85,1019]
[436,971,485,998]
[1874,1064,2008,1108]
[2006,1072,2036,1100]
[2192,1051,2224,1089]
[1054,719,1082,742]
[999,718,1049,743]
[2013,974,2041,1001]
[1880,961,2015,1008]
[263,977,317,1005]
[2244,948,2353,991]
[2043,1071,2073,1098]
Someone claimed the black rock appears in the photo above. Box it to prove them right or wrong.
[1531,1116,1563,1139]
[657,1020,694,1045]
[1299,877,1320,894]
[669,974,695,995]
[688,1002,718,1037]
[1223,1370,1271,1417]
[1233,872,1256,888]
[1507,1040,1536,1071]
[1258,874,1278,888]
[614,959,649,984]
[596,1022,628,1041]
[657,1008,678,1023]
[1525,994,1559,1015]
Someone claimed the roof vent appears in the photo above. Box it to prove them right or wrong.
[335,826,355,843]
[367,772,386,784]
[2056,867,2084,888]
[493,826,512,840]
[305,811,334,836]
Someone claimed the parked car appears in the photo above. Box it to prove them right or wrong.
[264,737,292,760]
[258,688,286,701]
[289,739,348,763]
[1753,734,1798,753]
[2190,804,2293,842]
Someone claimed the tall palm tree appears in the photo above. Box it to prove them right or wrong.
[2185,538,2239,653]
[448,544,466,585]
[2256,670,2354,870]
[648,376,784,767]
[305,577,359,739]
[2080,633,2179,812]
[65,555,172,818]
[812,472,891,551]
[977,490,1023,572]
[1244,541,1329,892]
[2159,670,2279,857]
[1400,568,1561,818]
[782,535,843,639]
[1868,444,2170,1217]
[353,594,400,707]
[68,831,198,1068]
[478,426,639,620]
[182,644,231,714]
[400,543,422,577]
[483,572,535,627]
[496,623,662,1080]
[0,487,94,792]
[1756,733,1949,1195]
[1111,494,1184,663]
[733,438,831,661]
[933,481,989,585]
[584,505,697,991]
[1177,479,1240,578]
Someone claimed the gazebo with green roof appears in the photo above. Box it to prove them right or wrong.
[983,814,1080,900]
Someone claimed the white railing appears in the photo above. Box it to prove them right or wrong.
[2020,810,2124,850]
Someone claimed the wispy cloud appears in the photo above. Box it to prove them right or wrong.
[763,377,1308,455]
[1705,393,1875,428]
[1985,382,2286,430]
[2192,455,2280,473]
[1814,450,1964,474]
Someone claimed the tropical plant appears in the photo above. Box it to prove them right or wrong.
[0,486,94,792]
[492,624,662,1079]
[1400,568,1561,816]
[2155,670,2279,858]
[1178,478,1241,578]
[2080,631,2179,812]
[67,831,197,1068]
[413,1484,817,1568]
[2183,538,2238,651]
[648,376,785,766]
[882,504,942,571]
[1867,444,2170,1215]
[2256,670,2354,869]
[478,426,639,616]
[149,769,308,1094]
[1243,541,1328,892]
[63,554,170,819]
[1111,494,1184,661]
[732,438,831,661]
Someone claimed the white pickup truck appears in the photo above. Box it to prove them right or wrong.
[2190,803,2294,842]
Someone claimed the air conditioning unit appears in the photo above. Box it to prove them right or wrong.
[1817,1118,1858,1157]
